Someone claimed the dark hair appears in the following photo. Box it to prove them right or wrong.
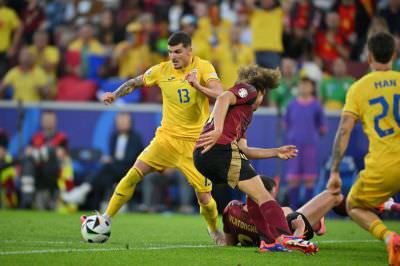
[367,32,395,64]
[168,31,192,47]
[260,175,276,193]
[236,65,281,94]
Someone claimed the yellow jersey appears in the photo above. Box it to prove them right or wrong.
[250,8,283,52]
[343,70,400,167]
[0,7,20,52]
[143,56,219,140]
[3,66,48,102]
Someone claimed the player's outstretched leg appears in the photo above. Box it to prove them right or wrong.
[239,176,318,254]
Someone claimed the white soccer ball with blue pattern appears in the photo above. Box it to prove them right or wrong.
[81,214,111,243]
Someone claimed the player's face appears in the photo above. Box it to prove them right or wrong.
[168,43,192,69]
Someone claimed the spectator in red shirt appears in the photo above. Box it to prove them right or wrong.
[315,12,349,63]
[20,0,45,44]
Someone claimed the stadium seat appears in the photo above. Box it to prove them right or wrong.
[69,147,103,185]
[56,75,98,101]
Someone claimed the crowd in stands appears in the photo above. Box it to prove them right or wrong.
[0,0,398,109]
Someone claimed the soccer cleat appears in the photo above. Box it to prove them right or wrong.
[280,235,319,254]
[315,216,326,236]
[259,240,288,253]
[387,233,400,266]
[207,228,226,246]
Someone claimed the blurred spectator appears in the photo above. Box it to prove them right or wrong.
[236,7,252,45]
[20,110,73,210]
[67,23,105,77]
[113,22,151,79]
[140,168,194,213]
[29,30,60,99]
[394,34,400,71]
[315,12,350,62]
[0,0,22,78]
[62,112,143,209]
[20,0,46,44]
[283,19,314,60]
[180,14,212,60]
[319,58,354,110]
[213,26,254,89]
[44,0,66,33]
[333,0,357,45]
[379,0,400,36]
[0,47,49,102]
[98,10,118,54]
[245,0,284,68]
[269,58,298,113]
[0,130,17,208]
[360,16,390,62]
[284,76,326,210]
[149,20,170,63]
[289,0,319,32]
[168,0,193,32]
[207,3,232,47]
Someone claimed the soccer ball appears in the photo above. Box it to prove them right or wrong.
[81,214,111,243]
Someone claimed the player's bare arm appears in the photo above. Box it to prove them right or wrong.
[327,112,357,193]
[103,75,144,105]
[185,71,223,99]
[237,138,298,160]
[195,91,236,153]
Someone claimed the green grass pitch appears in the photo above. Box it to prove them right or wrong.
[0,210,398,265]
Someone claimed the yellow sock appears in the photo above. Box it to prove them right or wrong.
[199,197,218,232]
[369,219,391,241]
[105,167,143,217]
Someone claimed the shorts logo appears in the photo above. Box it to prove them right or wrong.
[238,88,248,98]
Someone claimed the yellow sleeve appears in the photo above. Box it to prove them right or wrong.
[199,60,220,84]
[35,68,48,87]
[343,84,360,117]
[47,47,60,64]
[9,9,21,29]
[142,64,162,87]
[3,68,16,86]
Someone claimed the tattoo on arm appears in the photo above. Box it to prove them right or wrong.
[112,75,144,98]
[331,115,355,172]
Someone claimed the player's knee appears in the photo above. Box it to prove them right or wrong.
[334,193,344,206]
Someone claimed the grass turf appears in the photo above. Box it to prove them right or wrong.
[0,210,398,266]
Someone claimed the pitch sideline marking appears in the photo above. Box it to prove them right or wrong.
[0,240,380,256]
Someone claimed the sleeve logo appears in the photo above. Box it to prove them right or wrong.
[210,72,218,78]
[145,68,152,76]
[238,88,248,98]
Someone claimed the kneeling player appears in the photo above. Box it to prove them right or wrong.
[222,176,343,246]
[194,66,318,254]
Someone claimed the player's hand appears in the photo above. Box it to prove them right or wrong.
[185,70,199,88]
[327,172,342,195]
[276,145,298,160]
[103,92,116,105]
[195,129,222,154]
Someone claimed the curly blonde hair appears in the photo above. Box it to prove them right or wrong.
[236,65,281,94]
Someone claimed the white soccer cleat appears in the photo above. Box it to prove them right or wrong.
[208,228,226,246]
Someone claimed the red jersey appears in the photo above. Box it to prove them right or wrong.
[201,83,257,145]
[222,200,259,246]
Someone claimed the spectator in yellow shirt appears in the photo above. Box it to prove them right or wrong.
[0,47,49,102]
[29,30,60,98]
[0,0,22,77]
[113,22,151,79]
[213,26,254,89]
[245,0,284,68]
[68,24,105,77]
